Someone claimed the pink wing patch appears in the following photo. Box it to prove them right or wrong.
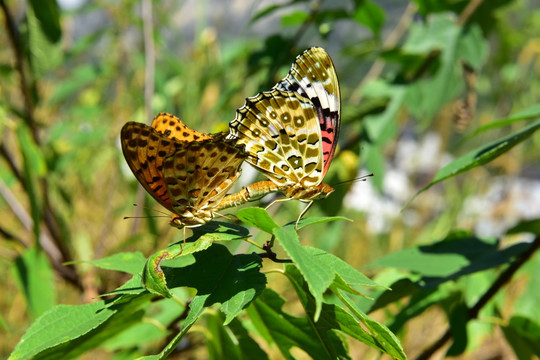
[274,47,341,177]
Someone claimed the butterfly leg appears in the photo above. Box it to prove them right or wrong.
[265,197,292,211]
[214,211,238,222]
[295,200,314,230]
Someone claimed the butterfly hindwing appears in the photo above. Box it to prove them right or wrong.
[229,89,323,187]
[274,47,340,176]
[152,112,211,142]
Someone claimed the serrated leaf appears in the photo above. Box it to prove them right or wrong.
[237,207,280,233]
[409,118,540,204]
[274,225,381,320]
[138,296,207,360]
[9,295,152,360]
[249,288,349,360]
[85,252,146,275]
[103,298,184,351]
[334,285,406,360]
[295,216,352,230]
[158,244,266,324]
[192,221,250,241]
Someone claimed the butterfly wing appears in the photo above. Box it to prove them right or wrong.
[229,89,323,188]
[274,47,340,176]
[152,112,211,142]
[162,135,247,221]
[121,122,187,213]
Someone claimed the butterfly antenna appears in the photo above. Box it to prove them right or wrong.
[331,172,374,187]
[123,215,169,220]
[132,203,170,216]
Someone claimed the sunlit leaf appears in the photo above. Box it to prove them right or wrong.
[237,207,280,233]
[409,118,540,204]
[10,295,152,360]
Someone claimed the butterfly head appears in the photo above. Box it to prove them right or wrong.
[169,209,214,229]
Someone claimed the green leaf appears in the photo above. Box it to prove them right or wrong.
[12,247,56,318]
[506,218,540,235]
[249,288,349,360]
[142,234,218,297]
[27,5,62,77]
[227,317,269,359]
[403,16,488,123]
[352,0,385,36]
[446,301,469,356]
[368,234,531,288]
[363,83,406,144]
[192,221,250,241]
[160,244,266,324]
[143,222,251,297]
[333,285,406,360]
[9,294,152,360]
[281,10,309,26]
[28,0,62,43]
[17,124,45,240]
[295,216,352,230]
[206,312,269,360]
[409,118,540,204]
[512,250,540,320]
[469,103,540,136]
[84,252,146,275]
[237,207,280,233]
[274,225,381,320]
[502,316,540,359]
[102,297,184,351]
[152,295,208,359]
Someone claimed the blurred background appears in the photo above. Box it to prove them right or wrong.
[1,0,539,358]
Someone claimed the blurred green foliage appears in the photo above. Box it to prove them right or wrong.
[1,0,540,359]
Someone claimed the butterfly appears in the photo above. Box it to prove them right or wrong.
[226,47,340,224]
[121,120,247,229]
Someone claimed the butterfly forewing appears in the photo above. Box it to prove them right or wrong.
[229,89,323,187]
[162,136,246,221]
[274,47,340,176]
[121,122,183,212]
[152,112,211,142]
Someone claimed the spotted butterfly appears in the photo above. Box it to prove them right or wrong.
[225,47,340,222]
[121,120,247,229]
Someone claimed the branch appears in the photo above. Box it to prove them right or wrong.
[1,0,81,288]
[0,0,39,142]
